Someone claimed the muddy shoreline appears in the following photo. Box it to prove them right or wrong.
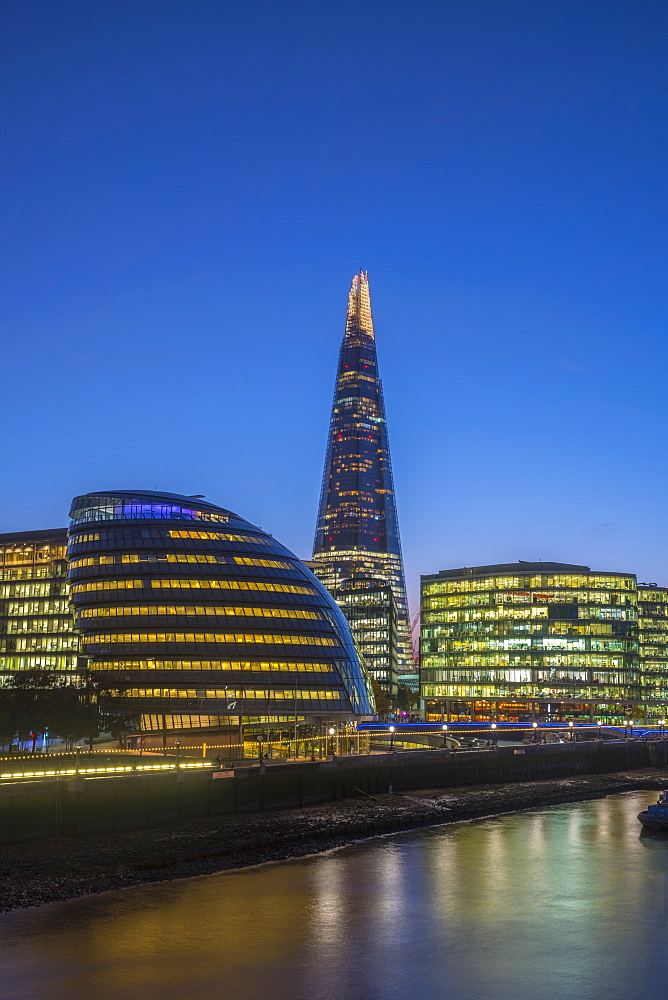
[2,767,665,914]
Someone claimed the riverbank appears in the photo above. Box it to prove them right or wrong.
[2,767,666,913]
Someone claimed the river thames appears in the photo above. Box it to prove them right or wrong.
[1,790,666,1000]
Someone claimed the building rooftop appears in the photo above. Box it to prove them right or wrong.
[0,528,67,544]
[421,560,636,580]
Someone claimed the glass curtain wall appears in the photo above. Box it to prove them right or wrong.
[0,529,82,683]
[420,561,643,724]
[68,490,374,743]
[312,271,412,677]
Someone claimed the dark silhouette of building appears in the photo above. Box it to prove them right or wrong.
[67,490,375,742]
[312,271,411,681]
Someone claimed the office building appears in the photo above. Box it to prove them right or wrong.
[333,579,398,697]
[420,561,645,724]
[638,583,668,722]
[0,529,83,684]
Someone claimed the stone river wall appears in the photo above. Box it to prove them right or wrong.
[2,739,667,846]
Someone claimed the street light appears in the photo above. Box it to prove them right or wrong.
[441,724,447,747]
[389,725,395,751]
[568,721,574,741]
[659,719,665,738]
[175,739,181,771]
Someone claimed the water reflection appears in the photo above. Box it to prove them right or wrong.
[1,792,667,1000]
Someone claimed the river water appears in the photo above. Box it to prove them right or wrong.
[1,791,666,1000]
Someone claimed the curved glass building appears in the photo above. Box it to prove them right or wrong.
[67,490,374,740]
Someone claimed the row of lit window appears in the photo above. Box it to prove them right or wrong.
[70,502,230,524]
[90,660,336,672]
[424,575,635,595]
[0,582,66,598]
[423,609,633,625]
[0,655,78,670]
[85,632,338,646]
[421,654,632,669]
[638,590,668,601]
[425,592,638,610]
[69,554,294,569]
[421,685,638,700]
[312,549,403,567]
[428,639,634,653]
[79,605,324,620]
[0,567,64,581]
[6,600,71,616]
[141,714,237,730]
[11,637,80,651]
[70,578,317,596]
[421,670,636,684]
[69,529,270,545]
[0,546,66,565]
[7,619,74,634]
[167,530,269,543]
[425,622,625,637]
[109,688,344,701]
[152,579,316,595]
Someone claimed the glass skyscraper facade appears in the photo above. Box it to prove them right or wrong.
[312,271,412,681]
[334,580,398,696]
[638,583,668,721]
[420,561,651,724]
[67,490,374,737]
[0,529,83,683]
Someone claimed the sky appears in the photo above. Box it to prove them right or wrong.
[1,0,667,612]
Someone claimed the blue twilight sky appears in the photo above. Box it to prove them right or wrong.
[1,0,667,611]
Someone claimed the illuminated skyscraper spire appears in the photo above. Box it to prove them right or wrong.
[312,271,412,679]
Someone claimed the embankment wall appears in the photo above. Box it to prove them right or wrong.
[2,739,666,845]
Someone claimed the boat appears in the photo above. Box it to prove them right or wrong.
[638,791,668,831]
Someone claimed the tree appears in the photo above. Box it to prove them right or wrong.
[2,670,116,751]
[0,686,15,751]
[397,684,419,712]
[370,677,391,716]
[6,670,58,750]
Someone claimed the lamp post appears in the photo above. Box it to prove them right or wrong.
[532,721,538,743]
[597,721,603,741]
[389,725,395,751]
[328,726,335,757]
[441,724,447,748]
[568,721,574,742]
[175,739,181,771]
[626,719,633,740]
[659,719,665,739]
[491,722,497,748]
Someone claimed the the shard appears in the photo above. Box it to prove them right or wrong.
[312,271,412,685]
